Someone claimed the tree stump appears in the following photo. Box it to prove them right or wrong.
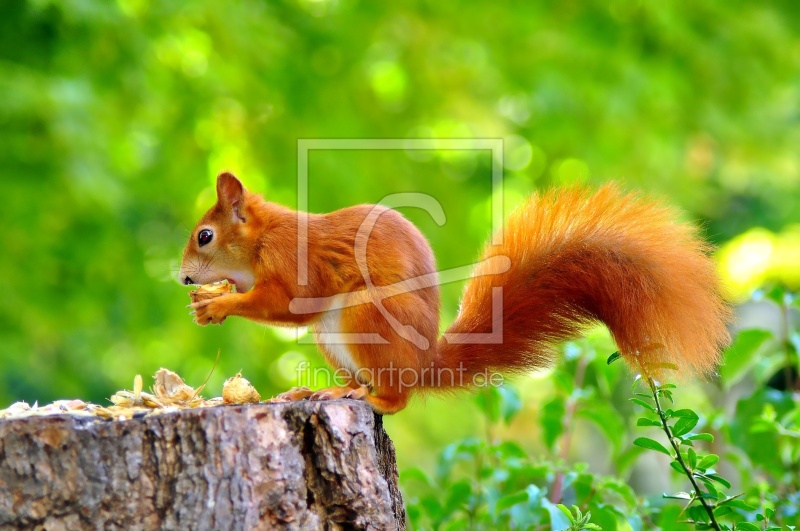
[0,400,405,530]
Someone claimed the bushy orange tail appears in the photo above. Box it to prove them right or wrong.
[435,184,731,384]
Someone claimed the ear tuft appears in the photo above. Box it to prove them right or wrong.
[216,172,246,221]
[217,172,244,204]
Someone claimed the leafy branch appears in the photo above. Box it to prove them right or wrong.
[628,374,769,530]
[646,379,722,529]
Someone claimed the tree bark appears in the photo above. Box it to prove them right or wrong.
[0,401,405,530]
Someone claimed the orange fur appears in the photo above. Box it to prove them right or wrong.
[181,173,731,414]
[435,184,732,384]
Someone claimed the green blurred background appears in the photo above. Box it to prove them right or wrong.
[1,0,799,471]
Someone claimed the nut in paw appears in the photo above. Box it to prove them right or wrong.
[189,298,229,326]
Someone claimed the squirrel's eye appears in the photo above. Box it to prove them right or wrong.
[198,229,214,247]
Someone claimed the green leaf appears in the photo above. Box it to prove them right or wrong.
[542,498,572,530]
[443,479,473,513]
[699,478,720,499]
[706,474,732,489]
[685,506,706,523]
[474,387,500,424]
[436,438,483,482]
[735,523,761,531]
[713,505,733,517]
[719,329,772,388]
[493,440,528,459]
[607,351,622,365]
[672,412,700,437]
[687,447,697,470]
[663,491,692,500]
[556,503,576,523]
[685,432,715,442]
[441,519,470,531]
[633,437,671,456]
[474,384,522,425]
[695,471,732,489]
[631,375,643,393]
[780,404,800,426]
[497,385,523,424]
[670,408,698,418]
[576,401,627,453]
[419,494,444,520]
[603,480,639,508]
[541,396,566,451]
[495,490,529,513]
[719,498,756,511]
[660,389,674,404]
[697,454,719,470]
[637,417,661,427]
[630,398,656,413]
[764,284,787,305]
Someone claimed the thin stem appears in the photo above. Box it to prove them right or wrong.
[649,379,721,531]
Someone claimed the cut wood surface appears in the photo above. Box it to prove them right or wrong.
[0,400,405,530]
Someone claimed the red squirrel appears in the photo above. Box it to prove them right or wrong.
[180,172,731,414]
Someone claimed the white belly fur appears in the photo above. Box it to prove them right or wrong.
[314,294,360,374]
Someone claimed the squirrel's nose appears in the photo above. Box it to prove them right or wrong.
[183,276,194,285]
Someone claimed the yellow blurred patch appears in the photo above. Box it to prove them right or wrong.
[718,226,800,300]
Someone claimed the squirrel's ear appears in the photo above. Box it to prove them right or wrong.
[216,172,246,222]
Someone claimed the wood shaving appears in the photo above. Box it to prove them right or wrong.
[222,372,261,404]
[0,368,261,421]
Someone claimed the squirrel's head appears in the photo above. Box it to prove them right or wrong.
[178,172,257,292]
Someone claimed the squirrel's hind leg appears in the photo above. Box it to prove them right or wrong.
[269,386,315,403]
[362,391,410,415]
[309,385,365,401]
[304,384,410,415]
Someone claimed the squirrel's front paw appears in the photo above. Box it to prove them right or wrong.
[189,297,229,326]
